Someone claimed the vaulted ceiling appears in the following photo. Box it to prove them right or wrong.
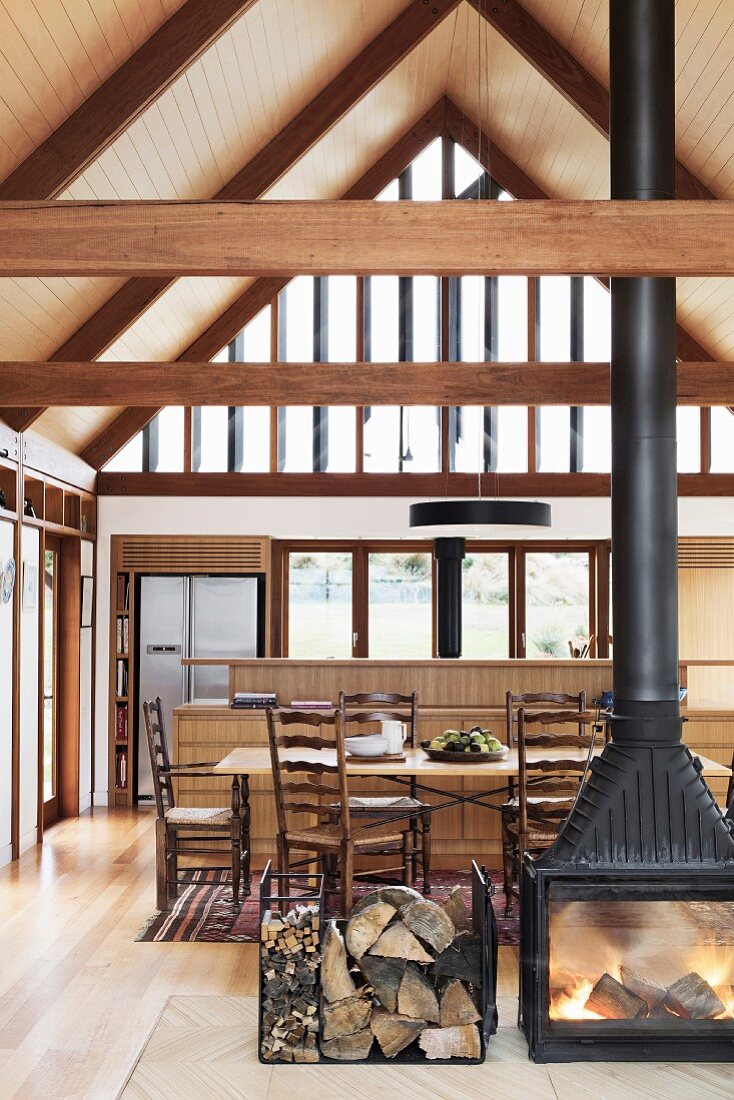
[1,0,733,461]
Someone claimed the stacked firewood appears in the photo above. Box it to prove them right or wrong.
[319,885,483,1061]
[584,966,728,1020]
[260,904,321,1062]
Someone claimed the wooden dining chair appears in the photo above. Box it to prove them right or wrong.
[501,690,586,915]
[502,707,596,918]
[333,690,432,893]
[143,698,250,911]
[266,707,412,917]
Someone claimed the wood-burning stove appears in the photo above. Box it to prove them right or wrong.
[518,0,734,1063]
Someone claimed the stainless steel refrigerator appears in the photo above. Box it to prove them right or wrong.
[137,574,263,800]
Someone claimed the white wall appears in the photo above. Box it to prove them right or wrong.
[20,526,39,854]
[79,539,94,814]
[94,493,734,800]
[0,519,14,867]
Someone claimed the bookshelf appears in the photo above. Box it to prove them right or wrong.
[110,566,133,806]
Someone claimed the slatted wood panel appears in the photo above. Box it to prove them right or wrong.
[118,535,269,573]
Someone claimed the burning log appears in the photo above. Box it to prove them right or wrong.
[371,1006,426,1058]
[321,922,356,1003]
[620,966,666,1011]
[432,933,482,987]
[320,1028,374,1061]
[439,979,481,1027]
[418,1024,481,1060]
[321,993,372,1041]
[357,956,405,1013]
[585,973,647,1020]
[397,963,440,1023]
[664,972,727,1020]
[401,899,456,955]
[442,885,468,933]
[369,922,434,964]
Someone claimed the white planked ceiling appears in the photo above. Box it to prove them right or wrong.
[0,0,733,454]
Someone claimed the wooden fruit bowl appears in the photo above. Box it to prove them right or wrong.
[420,741,509,763]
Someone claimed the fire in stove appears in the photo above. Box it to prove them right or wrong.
[548,898,734,1023]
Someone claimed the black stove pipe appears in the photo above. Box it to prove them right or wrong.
[434,537,465,659]
[609,0,681,743]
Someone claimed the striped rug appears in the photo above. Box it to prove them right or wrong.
[136,869,520,945]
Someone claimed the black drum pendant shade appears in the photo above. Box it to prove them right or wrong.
[409,499,552,532]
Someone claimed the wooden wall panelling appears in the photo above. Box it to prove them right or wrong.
[10,451,22,857]
[0,0,256,202]
[679,547,734,705]
[0,0,261,433]
[81,101,445,470]
[468,0,716,203]
[4,200,734,278]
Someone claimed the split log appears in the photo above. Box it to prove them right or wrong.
[320,922,356,1003]
[369,922,433,964]
[350,885,423,919]
[401,899,456,955]
[442,885,468,933]
[439,979,481,1027]
[398,962,440,1023]
[357,956,406,1013]
[418,1024,481,1060]
[664,972,726,1020]
[321,994,372,1041]
[620,966,666,1011]
[345,900,396,959]
[371,1006,426,1058]
[320,1027,374,1061]
[585,973,647,1020]
[432,933,482,987]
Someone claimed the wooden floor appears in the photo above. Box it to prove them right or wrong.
[0,809,733,1099]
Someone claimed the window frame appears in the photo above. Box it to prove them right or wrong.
[277,538,609,661]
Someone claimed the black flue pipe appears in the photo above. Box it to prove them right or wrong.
[609,0,681,742]
[434,537,465,659]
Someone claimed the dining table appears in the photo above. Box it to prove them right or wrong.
[213,744,732,887]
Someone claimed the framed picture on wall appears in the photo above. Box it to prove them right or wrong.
[81,575,94,628]
[22,561,37,611]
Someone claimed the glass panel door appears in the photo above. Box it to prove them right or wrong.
[43,537,60,825]
[368,552,433,657]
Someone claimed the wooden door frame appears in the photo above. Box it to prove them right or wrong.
[41,535,81,826]
[41,535,60,828]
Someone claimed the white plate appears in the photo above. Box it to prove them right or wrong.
[344,735,389,757]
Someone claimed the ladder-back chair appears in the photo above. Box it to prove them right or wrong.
[266,707,412,917]
[143,697,250,911]
[334,690,431,893]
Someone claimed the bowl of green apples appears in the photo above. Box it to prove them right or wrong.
[421,727,509,762]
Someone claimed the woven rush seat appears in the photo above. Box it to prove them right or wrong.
[332,795,424,812]
[504,819,562,846]
[165,806,231,826]
[285,822,405,850]
[503,795,575,811]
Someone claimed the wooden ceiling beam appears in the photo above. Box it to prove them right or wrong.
[4,360,733,408]
[95,470,734,499]
[469,0,715,202]
[444,98,715,363]
[2,0,459,433]
[0,0,257,201]
[2,199,733,277]
[80,104,445,469]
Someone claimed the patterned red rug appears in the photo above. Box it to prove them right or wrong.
[137,869,519,945]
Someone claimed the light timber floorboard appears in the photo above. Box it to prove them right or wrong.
[1,810,733,1099]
